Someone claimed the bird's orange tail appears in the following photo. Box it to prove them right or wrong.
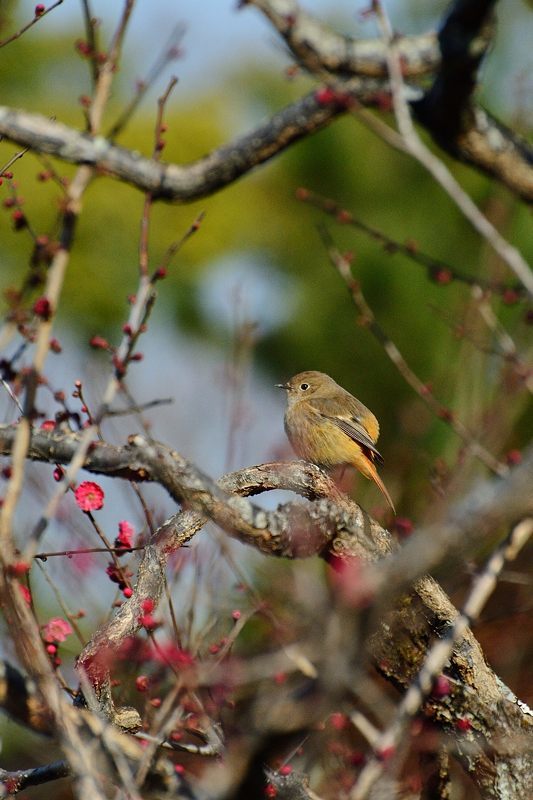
[368,463,395,514]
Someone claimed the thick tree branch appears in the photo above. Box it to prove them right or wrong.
[245,0,439,78]
[0,85,376,201]
[1,421,531,579]
[248,0,533,202]
[410,0,533,202]
[374,1,533,294]
[0,56,532,205]
[0,760,70,795]
[1,422,531,799]
[371,574,533,800]
[413,0,496,144]
[352,518,533,799]
[0,425,383,558]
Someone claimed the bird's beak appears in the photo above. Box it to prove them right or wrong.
[275,383,289,390]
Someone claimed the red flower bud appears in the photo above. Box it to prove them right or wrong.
[33,296,52,320]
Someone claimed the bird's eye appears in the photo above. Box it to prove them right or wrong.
[300,383,309,391]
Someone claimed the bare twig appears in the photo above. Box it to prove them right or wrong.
[35,545,145,559]
[0,145,29,175]
[374,1,533,295]
[246,0,439,78]
[318,226,508,476]
[139,75,179,276]
[107,24,185,140]
[80,0,100,86]
[0,1,64,49]
[104,397,174,416]
[86,0,135,135]
[20,209,201,563]
[299,189,525,298]
[154,211,205,277]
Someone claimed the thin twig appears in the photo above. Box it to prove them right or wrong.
[80,0,100,85]
[86,0,135,135]
[34,545,145,559]
[0,1,145,566]
[139,75,179,276]
[153,211,205,278]
[21,211,202,562]
[0,146,29,175]
[0,1,64,49]
[107,24,185,140]
[374,0,533,296]
[1,378,23,413]
[299,189,525,298]
[318,226,507,476]
[34,560,86,645]
[104,397,173,416]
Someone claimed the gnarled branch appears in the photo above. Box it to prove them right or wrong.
[0,424,531,797]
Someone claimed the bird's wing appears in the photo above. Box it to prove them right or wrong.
[310,404,384,465]
[330,415,384,464]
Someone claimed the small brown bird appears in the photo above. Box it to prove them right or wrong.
[277,370,395,513]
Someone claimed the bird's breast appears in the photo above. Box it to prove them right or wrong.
[284,404,364,469]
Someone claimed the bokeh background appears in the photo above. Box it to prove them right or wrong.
[0,0,532,792]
